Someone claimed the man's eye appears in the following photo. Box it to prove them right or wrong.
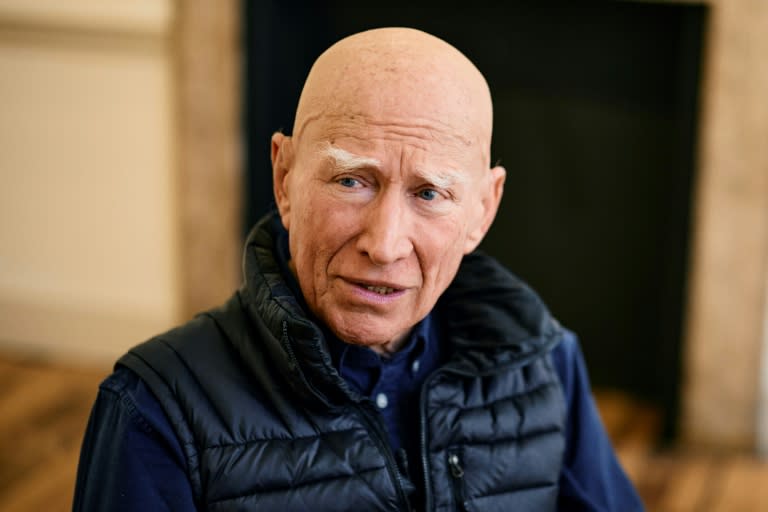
[338,177,360,188]
[417,188,439,201]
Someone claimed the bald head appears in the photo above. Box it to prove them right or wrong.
[293,28,494,166]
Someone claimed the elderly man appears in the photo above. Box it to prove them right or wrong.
[75,28,643,511]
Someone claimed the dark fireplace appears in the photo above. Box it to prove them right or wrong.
[244,1,707,440]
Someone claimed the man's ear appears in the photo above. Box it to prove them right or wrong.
[464,165,506,254]
[271,132,294,230]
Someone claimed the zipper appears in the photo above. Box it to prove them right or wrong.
[447,450,467,512]
[280,321,298,371]
[420,369,441,511]
[419,368,468,512]
[420,355,543,511]
[282,322,410,509]
[354,402,412,510]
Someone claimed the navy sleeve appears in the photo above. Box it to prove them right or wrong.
[551,330,645,511]
[73,367,197,512]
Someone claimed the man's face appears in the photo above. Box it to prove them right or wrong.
[273,111,502,352]
[272,31,504,352]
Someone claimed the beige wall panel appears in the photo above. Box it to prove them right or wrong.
[0,23,178,362]
[681,0,768,449]
[176,0,242,318]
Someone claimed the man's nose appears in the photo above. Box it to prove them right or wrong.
[356,193,413,266]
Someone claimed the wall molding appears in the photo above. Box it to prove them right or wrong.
[0,0,172,38]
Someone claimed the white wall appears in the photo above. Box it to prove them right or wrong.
[0,0,180,363]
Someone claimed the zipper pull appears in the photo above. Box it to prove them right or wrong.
[448,453,464,478]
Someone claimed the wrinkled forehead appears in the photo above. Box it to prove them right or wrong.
[297,110,487,175]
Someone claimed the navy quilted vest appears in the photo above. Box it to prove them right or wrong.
[119,214,566,511]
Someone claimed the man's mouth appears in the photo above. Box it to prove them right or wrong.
[364,285,396,295]
[347,278,404,297]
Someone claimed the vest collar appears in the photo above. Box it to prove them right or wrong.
[436,251,563,376]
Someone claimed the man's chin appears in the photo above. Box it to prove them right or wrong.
[328,320,410,355]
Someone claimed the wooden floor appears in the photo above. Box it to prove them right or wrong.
[1,353,767,511]
[597,391,768,511]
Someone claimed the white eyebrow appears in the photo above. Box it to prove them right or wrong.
[321,143,381,172]
[413,167,469,189]
[320,142,470,189]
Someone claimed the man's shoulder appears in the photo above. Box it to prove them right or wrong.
[111,297,251,406]
[112,297,256,435]
[117,314,222,373]
[550,328,580,362]
[99,364,141,396]
[147,311,225,349]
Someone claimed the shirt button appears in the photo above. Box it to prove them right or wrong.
[375,393,388,409]
[411,360,420,374]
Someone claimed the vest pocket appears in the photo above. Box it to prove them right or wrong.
[447,449,468,512]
